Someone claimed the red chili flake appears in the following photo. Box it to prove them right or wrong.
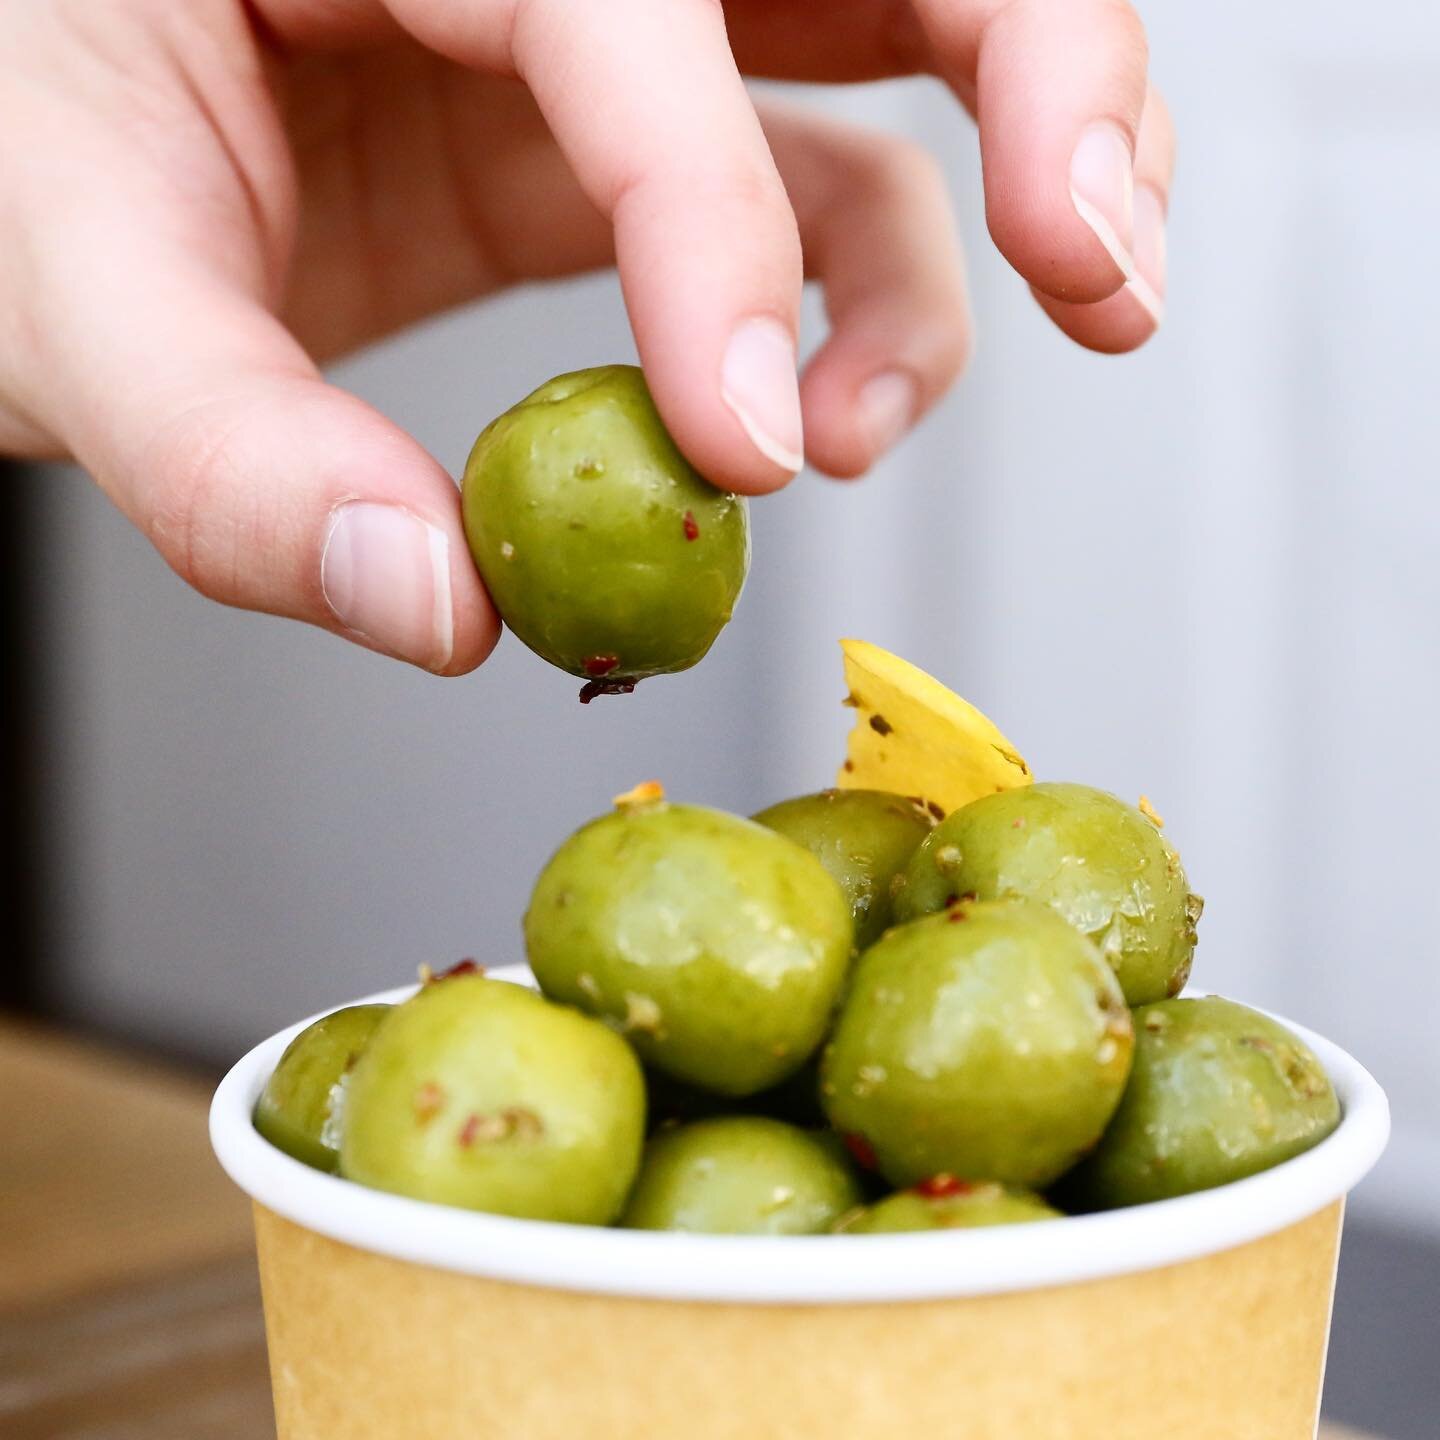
[915,1173,973,1199]
[869,713,893,736]
[842,1132,878,1171]
[413,1082,445,1124]
[682,511,700,542]
[458,1113,482,1148]
[842,760,856,774]
[430,958,481,983]
[504,1107,545,1140]
[948,908,968,923]
[583,654,620,677]
[579,677,638,704]
[1011,817,1026,829]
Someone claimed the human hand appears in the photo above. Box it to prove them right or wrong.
[0,1,1172,673]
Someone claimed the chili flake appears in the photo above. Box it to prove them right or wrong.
[915,1173,973,1199]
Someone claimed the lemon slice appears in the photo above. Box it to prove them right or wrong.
[836,638,1032,819]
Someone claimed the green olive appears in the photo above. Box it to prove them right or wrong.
[461,365,749,696]
[339,975,645,1224]
[526,795,853,1097]
[253,1004,390,1172]
[822,899,1133,1188]
[836,1180,1061,1233]
[753,789,934,949]
[622,1116,862,1235]
[895,781,1202,1005]
[1063,997,1341,1209]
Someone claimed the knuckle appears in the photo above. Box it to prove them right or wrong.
[1089,0,1150,83]
[994,0,1149,96]
[615,155,802,273]
[141,399,253,605]
[643,157,791,220]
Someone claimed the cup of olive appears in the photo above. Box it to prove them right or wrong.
[211,645,1389,1440]
[215,962,1385,1440]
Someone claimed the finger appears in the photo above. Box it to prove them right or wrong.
[914,0,1150,305]
[758,103,971,479]
[35,251,497,674]
[506,0,806,495]
[1030,86,1174,352]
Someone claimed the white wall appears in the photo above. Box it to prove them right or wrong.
[32,3,1440,1233]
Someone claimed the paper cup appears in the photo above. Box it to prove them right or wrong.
[212,968,1388,1440]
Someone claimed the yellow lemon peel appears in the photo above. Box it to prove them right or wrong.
[836,639,1031,819]
[613,779,666,812]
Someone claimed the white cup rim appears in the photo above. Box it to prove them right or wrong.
[210,966,1389,1305]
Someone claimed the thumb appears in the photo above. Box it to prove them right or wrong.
[40,279,497,675]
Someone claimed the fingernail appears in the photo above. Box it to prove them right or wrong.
[1070,124,1135,281]
[721,317,804,474]
[1126,182,1167,326]
[858,371,919,457]
[321,502,454,670]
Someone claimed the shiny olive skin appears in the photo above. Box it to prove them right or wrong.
[526,800,853,1096]
[253,1005,389,1172]
[340,975,645,1224]
[622,1116,862,1235]
[462,365,749,685]
[753,789,934,949]
[822,900,1133,1189]
[837,1181,1061,1233]
[1063,997,1341,1210]
[895,782,1202,1006]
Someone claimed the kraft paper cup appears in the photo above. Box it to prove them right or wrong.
[212,967,1389,1440]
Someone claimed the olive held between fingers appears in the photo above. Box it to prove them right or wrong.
[525,785,853,1097]
[622,1116,862,1235]
[1063,996,1341,1210]
[895,781,1202,1005]
[461,365,749,697]
[253,1004,390,1172]
[753,789,934,949]
[339,974,645,1224]
[836,1178,1061,1233]
[822,899,1133,1189]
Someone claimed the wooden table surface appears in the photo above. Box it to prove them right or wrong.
[0,1017,274,1439]
[0,1014,1379,1440]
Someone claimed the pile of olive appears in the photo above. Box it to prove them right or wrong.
[255,781,1341,1233]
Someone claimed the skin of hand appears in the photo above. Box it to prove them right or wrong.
[0,0,1174,674]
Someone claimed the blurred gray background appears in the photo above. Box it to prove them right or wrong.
[9,2,1438,1433]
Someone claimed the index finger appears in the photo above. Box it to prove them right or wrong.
[509,0,808,494]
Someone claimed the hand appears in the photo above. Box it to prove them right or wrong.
[0,1,1173,673]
